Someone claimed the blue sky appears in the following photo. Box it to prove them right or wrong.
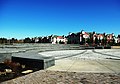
[0,0,120,39]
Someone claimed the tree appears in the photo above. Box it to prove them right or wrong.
[98,38,101,44]
[82,38,85,44]
[56,41,58,44]
[109,38,115,46]
[95,37,98,45]
[42,37,49,43]
[104,37,107,45]
[0,38,7,44]
[24,37,31,43]
[31,38,35,43]
[38,37,42,43]
[10,38,18,43]
[0,38,2,44]
[102,36,107,45]
[86,38,90,44]
[89,33,93,44]
[59,40,64,44]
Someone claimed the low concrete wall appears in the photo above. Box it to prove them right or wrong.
[44,57,55,69]
[12,56,55,70]
[111,46,120,49]
[0,53,12,62]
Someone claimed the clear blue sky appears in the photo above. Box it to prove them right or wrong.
[0,0,120,39]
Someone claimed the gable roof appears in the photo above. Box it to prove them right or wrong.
[57,36,64,39]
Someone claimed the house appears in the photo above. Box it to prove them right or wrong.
[82,31,90,45]
[17,39,24,43]
[93,33,97,41]
[82,31,90,39]
[35,38,39,43]
[67,30,91,44]
[51,36,67,44]
[114,37,118,43]
[66,30,119,46]
[118,35,120,43]
[106,33,114,43]
[93,33,104,40]
[97,34,104,40]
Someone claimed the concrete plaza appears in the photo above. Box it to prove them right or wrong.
[39,49,120,73]
[1,44,120,83]
[0,44,120,73]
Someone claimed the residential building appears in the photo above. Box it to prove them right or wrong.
[51,36,67,44]
[106,33,114,43]
[114,37,118,43]
[82,31,90,39]
[35,38,39,43]
[118,35,120,43]
[97,34,104,40]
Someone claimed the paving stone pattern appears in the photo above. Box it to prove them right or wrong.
[1,70,120,84]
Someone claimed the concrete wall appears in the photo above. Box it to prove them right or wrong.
[12,56,55,70]
[0,53,12,62]
[44,57,55,69]
[111,46,120,49]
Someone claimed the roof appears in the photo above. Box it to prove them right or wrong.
[57,36,64,39]
[98,34,104,37]
[84,32,89,35]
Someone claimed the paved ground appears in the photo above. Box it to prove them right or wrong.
[2,49,120,84]
[1,44,120,73]
[38,49,120,73]
[2,70,120,84]
[1,45,120,83]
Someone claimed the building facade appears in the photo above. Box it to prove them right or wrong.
[51,36,67,44]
